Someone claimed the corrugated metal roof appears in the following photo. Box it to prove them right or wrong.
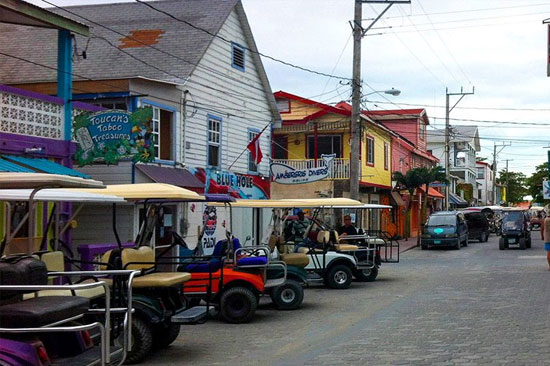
[136,164,204,190]
[2,155,90,178]
[0,158,34,172]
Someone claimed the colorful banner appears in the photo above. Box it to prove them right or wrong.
[73,107,155,166]
[270,154,335,185]
[189,167,270,199]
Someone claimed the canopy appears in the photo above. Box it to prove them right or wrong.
[1,155,90,179]
[210,197,362,208]
[0,172,105,189]
[0,189,125,203]
[73,183,204,201]
[328,204,392,209]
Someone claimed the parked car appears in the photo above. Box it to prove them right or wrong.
[463,210,490,242]
[421,211,469,250]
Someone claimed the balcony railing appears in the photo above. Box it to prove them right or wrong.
[272,158,350,179]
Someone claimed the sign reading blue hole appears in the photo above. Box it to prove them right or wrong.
[434,228,444,234]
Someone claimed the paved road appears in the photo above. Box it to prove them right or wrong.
[148,233,550,365]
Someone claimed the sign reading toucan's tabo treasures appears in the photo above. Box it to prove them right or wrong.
[270,154,335,184]
[73,107,155,166]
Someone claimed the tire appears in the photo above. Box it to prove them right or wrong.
[463,237,468,247]
[479,232,487,243]
[519,238,526,250]
[354,266,379,282]
[454,239,461,250]
[484,232,490,242]
[125,316,153,364]
[153,322,181,349]
[219,286,257,324]
[527,237,532,249]
[270,280,304,310]
[421,243,428,250]
[499,237,505,250]
[326,264,353,289]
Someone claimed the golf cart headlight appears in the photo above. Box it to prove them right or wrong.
[445,234,457,238]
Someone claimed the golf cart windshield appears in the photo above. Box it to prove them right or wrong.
[427,215,456,227]
[502,211,523,230]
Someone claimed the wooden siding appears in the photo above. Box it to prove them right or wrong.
[72,205,135,248]
[76,161,133,185]
[183,9,273,176]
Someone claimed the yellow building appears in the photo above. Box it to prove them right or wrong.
[271,91,394,231]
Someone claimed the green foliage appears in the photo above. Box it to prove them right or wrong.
[526,163,549,204]
[496,170,527,204]
[457,183,473,202]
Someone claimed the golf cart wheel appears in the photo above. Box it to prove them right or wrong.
[479,232,487,243]
[326,264,352,289]
[499,238,505,250]
[519,238,526,250]
[354,266,379,282]
[454,239,461,250]
[125,317,153,364]
[526,236,532,248]
[220,286,257,324]
[484,232,490,242]
[270,280,304,310]
[153,321,181,349]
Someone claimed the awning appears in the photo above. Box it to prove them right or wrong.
[1,155,89,178]
[417,186,445,199]
[135,164,204,192]
[0,158,34,173]
[449,192,468,205]
[390,191,406,206]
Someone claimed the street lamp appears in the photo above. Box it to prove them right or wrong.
[362,88,401,100]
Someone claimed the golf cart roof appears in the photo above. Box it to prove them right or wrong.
[73,183,204,201]
[328,204,392,209]
[0,172,105,189]
[210,197,362,208]
[0,189,125,203]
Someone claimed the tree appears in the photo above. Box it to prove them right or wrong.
[496,170,527,204]
[526,163,549,205]
[393,166,447,239]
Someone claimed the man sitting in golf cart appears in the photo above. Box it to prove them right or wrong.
[286,210,311,249]
[338,214,358,238]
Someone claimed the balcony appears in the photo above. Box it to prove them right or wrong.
[271,158,350,179]
[0,84,101,141]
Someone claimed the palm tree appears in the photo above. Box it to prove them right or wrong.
[393,169,425,239]
[419,166,447,226]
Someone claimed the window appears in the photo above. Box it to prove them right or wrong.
[207,116,221,167]
[231,43,245,71]
[88,98,129,111]
[477,167,485,179]
[145,105,173,161]
[307,135,342,159]
[419,123,426,140]
[272,135,288,159]
[276,98,290,113]
[366,136,375,165]
[248,130,259,173]
[384,142,389,170]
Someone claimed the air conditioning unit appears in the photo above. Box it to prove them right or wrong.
[455,141,467,151]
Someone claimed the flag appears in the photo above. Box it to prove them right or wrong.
[247,132,263,164]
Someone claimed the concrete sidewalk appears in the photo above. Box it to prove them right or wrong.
[398,237,420,253]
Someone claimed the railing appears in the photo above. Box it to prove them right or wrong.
[272,158,350,179]
[0,84,103,141]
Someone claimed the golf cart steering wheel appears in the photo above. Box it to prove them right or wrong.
[171,231,189,249]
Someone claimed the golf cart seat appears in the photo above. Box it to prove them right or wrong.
[0,296,90,328]
[331,231,359,251]
[23,251,105,300]
[280,253,309,267]
[232,238,269,267]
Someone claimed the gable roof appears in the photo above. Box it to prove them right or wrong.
[0,0,235,84]
[427,126,481,151]
[275,91,351,116]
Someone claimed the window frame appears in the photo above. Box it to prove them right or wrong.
[384,142,389,170]
[419,122,426,141]
[276,98,291,114]
[141,99,176,162]
[306,134,343,159]
[206,114,222,168]
[366,135,375,166]
[247,128,260,174]
[231,42,246,72]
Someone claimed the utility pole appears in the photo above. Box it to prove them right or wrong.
[504,159,513,205]
[350,0,410,201]
[492,142,511,205]
[444,87,475,210]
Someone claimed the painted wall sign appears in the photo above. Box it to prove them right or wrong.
[270,154,335,185]
[189,167,270,199]
[543,179,550,200]
[73,107,155,166]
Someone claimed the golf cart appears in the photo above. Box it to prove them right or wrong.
[0,173,136,366]
[499,209,531,250]
[71,183,215,363]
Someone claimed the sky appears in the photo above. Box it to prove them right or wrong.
[24,0,550,178]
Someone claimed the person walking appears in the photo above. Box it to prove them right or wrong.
[540,207,550,270]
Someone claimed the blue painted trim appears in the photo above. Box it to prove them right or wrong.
[231,42,246,72]
[130,96,138,112]
[141,98,177,112]
[153,159,176,166]
[247,127,261,175]
[206,114,222,169]
[57,30,72,141]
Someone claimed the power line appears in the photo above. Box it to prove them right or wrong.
[133,0,351,81]
[366,99,550,112]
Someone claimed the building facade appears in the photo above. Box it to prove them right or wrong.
[476,161,494,206]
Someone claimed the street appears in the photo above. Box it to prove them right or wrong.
[149,233,550,366]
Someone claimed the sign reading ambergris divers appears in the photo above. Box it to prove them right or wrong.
[270,154,335,184]
[73,107,155,166]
